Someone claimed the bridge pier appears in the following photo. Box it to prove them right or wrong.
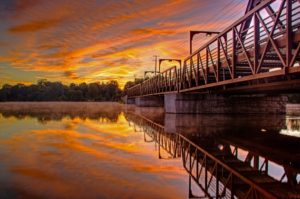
[135,96,164,107]
[164,93,288,114]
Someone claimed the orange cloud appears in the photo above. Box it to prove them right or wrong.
[9,18,61,33]
[0,0,247,86]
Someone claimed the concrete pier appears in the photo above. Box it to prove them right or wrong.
[164,93,288,114]
[122,96,135,104]
[125,93,296,114]
[135,96,164,107]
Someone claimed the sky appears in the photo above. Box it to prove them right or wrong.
[0,0,247,88]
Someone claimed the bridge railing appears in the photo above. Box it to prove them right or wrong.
[141,66,178,95]
[181,0,300,91]
[127,0,300,97]
[127,83,141,97]
[127,66,179,97]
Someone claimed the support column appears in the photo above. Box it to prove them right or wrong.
[122,95,135,104]
[164,93,288,114]
[135,96,164,107]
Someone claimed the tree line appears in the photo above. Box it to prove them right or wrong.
[0,80,122,101]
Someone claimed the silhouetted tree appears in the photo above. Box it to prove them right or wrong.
[0,80,122,102]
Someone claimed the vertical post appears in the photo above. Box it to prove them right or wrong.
[169,69,172,91]
[190,58,193,87]
[177,65,179,92]
[205,155,208,191]
[217,38,220,82]
[188,175,192,198]
[224,34,228,54]
[206,48,209,83]
[232,29,236,78]
[196,150,199,179]
[179,61,181,91]
[154,55,158,75]
[197,53,200,86]
[265,159,269,174]
[225,32,227,81]
[254,155,259,170]
[224,34,228,80]
[254,13,259,74]
[139,83,142,96]
[216,164,219,198]
[158,130,161,159]
[286,0,292,71]
[159,60,161,73]
[190,32,193,55]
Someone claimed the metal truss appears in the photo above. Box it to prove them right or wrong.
[127,0,300,98]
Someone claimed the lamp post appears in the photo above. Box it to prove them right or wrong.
[158,58,182,73]
[144,71,156,79]
[190,30,220,54]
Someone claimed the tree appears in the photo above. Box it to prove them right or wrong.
[0,80,122,102]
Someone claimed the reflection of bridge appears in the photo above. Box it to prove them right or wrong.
[126,0,300,114]
[125,113,300,198]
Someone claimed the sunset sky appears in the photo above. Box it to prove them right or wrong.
[0,0,247,88]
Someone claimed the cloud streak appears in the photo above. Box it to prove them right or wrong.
[0,0,247,88]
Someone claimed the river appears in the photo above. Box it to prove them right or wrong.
[0,102,299,198]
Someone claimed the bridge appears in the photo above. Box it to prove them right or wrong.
[125,0,300,114]
[125,112,300,199]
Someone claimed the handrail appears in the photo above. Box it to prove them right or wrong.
[185,0,274,61]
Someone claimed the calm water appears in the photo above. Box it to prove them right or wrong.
[0,102,300,198]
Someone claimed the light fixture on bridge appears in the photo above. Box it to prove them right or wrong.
[190,30,220,54]
[158,58,182,73]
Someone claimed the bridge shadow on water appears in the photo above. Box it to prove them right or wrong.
[124,110,300,199]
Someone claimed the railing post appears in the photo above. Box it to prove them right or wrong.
[217,39,220,82]
[254,13,259,74]
[286,0,292,71]
[188,175,193,198]
[169,69,172,91]
[189,58,192,87]
[196,53,200,86]
[232,29,236,78]
[205,155,208,191]
[206,48,209,83]
[216,163,219,198]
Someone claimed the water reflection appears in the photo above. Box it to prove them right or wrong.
[280,116,300,138]
[0,102,122,124]
[0,102,187,199]
[125,109,300,198]
[1,102,300,198]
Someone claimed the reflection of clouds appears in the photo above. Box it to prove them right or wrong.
[280,117,300,138]
[0,105,187,198]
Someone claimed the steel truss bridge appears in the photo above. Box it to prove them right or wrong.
[125,113,300,199]
[127,0,300,98]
